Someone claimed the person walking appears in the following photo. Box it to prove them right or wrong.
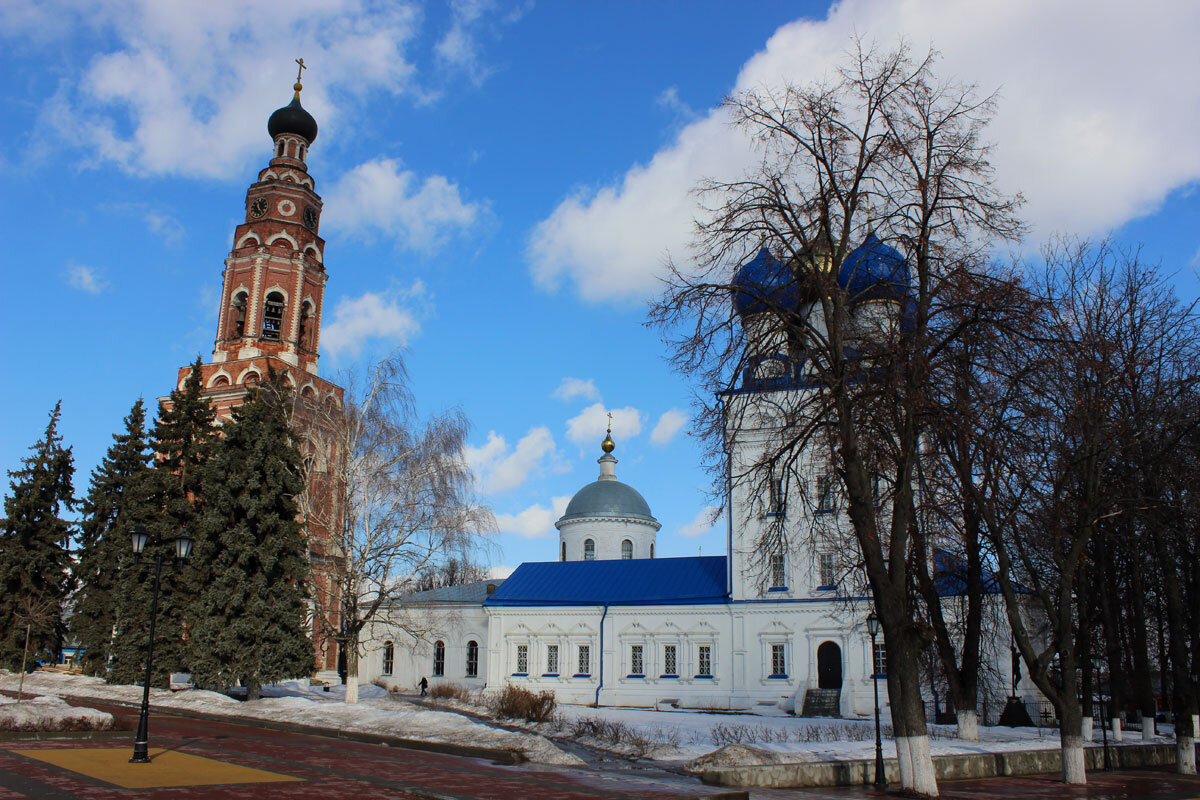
[419,676,428,697]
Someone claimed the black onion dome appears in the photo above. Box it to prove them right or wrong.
[268,95,318,144]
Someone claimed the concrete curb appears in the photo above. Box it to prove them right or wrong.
[52,692,528,766]
[699,742,1197,788]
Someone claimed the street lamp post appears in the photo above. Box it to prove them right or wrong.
[866,612,886,789]
[128,525,193,764]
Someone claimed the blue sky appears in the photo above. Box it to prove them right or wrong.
[2,0,1198,577]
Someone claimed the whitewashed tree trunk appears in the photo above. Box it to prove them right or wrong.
[1081,716,1093,742]
[956,709,979,741]
[1111,717,1122,742]
[345,673,360,704]
[898,735,938,796]
[1177,736,1196,774]
[1061,734,1086,784]
[344,632,361,704]
[1141,712,1156,740]
[893,736,913,789]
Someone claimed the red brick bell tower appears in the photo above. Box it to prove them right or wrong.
[167,65,344,678]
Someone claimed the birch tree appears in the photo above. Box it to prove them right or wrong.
[293,353,493,703]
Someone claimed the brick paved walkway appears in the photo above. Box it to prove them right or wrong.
[0,700,743,799]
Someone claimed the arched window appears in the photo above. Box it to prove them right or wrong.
[229,291,248,339]
[299,144,306,160]
[621,539,633,560]
[276,140,284,157]
[583,539,595,561]
[262,291,285,340]
[466,640,479,677]
[650,543,655,559]
[433,640,445,677]
[560,541,566,562]
[383,641,394,676]
[298,301,314,350]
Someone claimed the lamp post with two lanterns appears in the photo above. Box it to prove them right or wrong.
[128,524,193,764]
[866,611,886,789]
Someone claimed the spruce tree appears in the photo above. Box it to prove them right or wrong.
[109,361,216,686]
[0,402,75,669]
[73,400,154,677]
[190,371,313,698]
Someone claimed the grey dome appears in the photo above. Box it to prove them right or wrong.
[558,479,657,525]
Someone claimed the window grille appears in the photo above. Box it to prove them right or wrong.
[771,644,786,676]
[383,642,394,676]
[816,472,835,513]
[819,553,836,588]
[663,645,677,676]
[546,645,559,674]
[621,539,633,559]
[769,553,786,588]
[873,641,888,678]
[578,645,590,675]
[466,640,479,677]
[630,645,644,675]
[698,645,712,676]
[516,644,528,674]
[433,640,445,677]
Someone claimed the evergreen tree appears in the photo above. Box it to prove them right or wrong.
[0,403,75,669]
[73,400,154,677]
[190,371,313,698]
[109,360,216,686]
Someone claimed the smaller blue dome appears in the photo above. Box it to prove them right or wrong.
[732,248,803,317]
[838,234,907,304]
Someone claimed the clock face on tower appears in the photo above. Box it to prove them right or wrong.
[249,197,268,219]
[303,206,318,230]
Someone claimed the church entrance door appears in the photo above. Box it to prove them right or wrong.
[817,641,842,689]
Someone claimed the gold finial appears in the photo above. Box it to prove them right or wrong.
[601,412,615,453]
[293,58,306,98]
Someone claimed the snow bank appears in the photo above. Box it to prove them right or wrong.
[0,671,579,765]
[0,694,113,732]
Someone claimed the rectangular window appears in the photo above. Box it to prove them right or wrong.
[546,644,559,675]
[516,644,528,674]
[382,643,394,676]
[873,641,888,678]
[816,472,835,513]
[771,644,787,677]
[663,645,677,676]
[769,553,786,588]
[577,644,590,676]
[698,645,712,677]
[630,644,644,676]
[770,473,785,514]
[818,553,836,588]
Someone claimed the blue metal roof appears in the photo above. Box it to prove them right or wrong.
[485,556,730,607]
[932,548,1008,596]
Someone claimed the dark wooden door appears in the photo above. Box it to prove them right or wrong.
[817,641,842,689]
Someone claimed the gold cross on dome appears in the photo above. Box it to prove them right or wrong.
[295,58,306,82]
[606,411,612,433]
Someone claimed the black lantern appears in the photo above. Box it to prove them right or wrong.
[130,525,149,556]
[175,529,193,560]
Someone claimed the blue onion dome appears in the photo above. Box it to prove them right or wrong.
[268,94,318,144]
[837,234,908,304]
[732,247,806,317]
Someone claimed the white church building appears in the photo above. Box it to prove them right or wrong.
[363,239,1029,718]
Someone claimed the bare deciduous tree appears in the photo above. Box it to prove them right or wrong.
[292,353,494,703]
[651,43,1021,796]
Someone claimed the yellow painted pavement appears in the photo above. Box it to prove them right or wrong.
[13,747,304,789]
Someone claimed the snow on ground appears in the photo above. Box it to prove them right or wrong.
[0,671,580,766]
[0,693,113,732]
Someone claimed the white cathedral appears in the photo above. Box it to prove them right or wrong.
[363,241,1028,718]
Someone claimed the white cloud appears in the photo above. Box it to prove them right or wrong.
[528,0,1200,303]
[13,1,427,179]
[679,506,721,538]
[487,564,514,579]
[322,157,483,252]
[551,377,600,403]
[320,282,425,359]
[143,209,184,245]
[64,264,107,294]
[565,402,643,446]
[494,496,570,539]
[466,426,557,493]
[650,408,687,446]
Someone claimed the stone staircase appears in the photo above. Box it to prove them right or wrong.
[801,688,841,717]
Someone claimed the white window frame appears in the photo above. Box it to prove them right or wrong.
[577,643,591,676]
[545,644,560,676]
[514,643,529,675]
